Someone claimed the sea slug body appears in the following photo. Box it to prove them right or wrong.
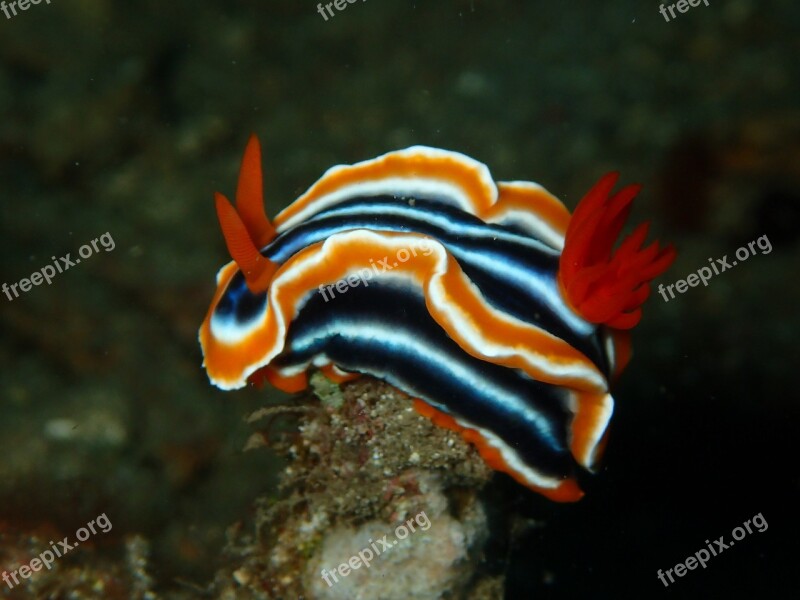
[200,136,676,501]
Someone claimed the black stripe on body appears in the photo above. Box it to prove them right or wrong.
[272,281,584,483]
[260,196,610,376]
[214,270,267,324]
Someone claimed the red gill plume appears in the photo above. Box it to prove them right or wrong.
[558,172,676,330]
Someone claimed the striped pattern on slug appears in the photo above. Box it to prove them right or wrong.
[199,135,676,501]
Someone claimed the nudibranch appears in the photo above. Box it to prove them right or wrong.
[200,135,675,501]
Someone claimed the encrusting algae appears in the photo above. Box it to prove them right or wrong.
[211,375,504,600]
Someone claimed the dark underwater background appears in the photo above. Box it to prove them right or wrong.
[1,0,798,598]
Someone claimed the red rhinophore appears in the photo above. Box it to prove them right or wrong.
[215,192,277,294]
[214,135,279,294]
[559,172,676,329]
[236,134,276,248]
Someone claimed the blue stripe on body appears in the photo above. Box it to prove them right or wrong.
[271,281,582,483]
[261,197,610,376]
